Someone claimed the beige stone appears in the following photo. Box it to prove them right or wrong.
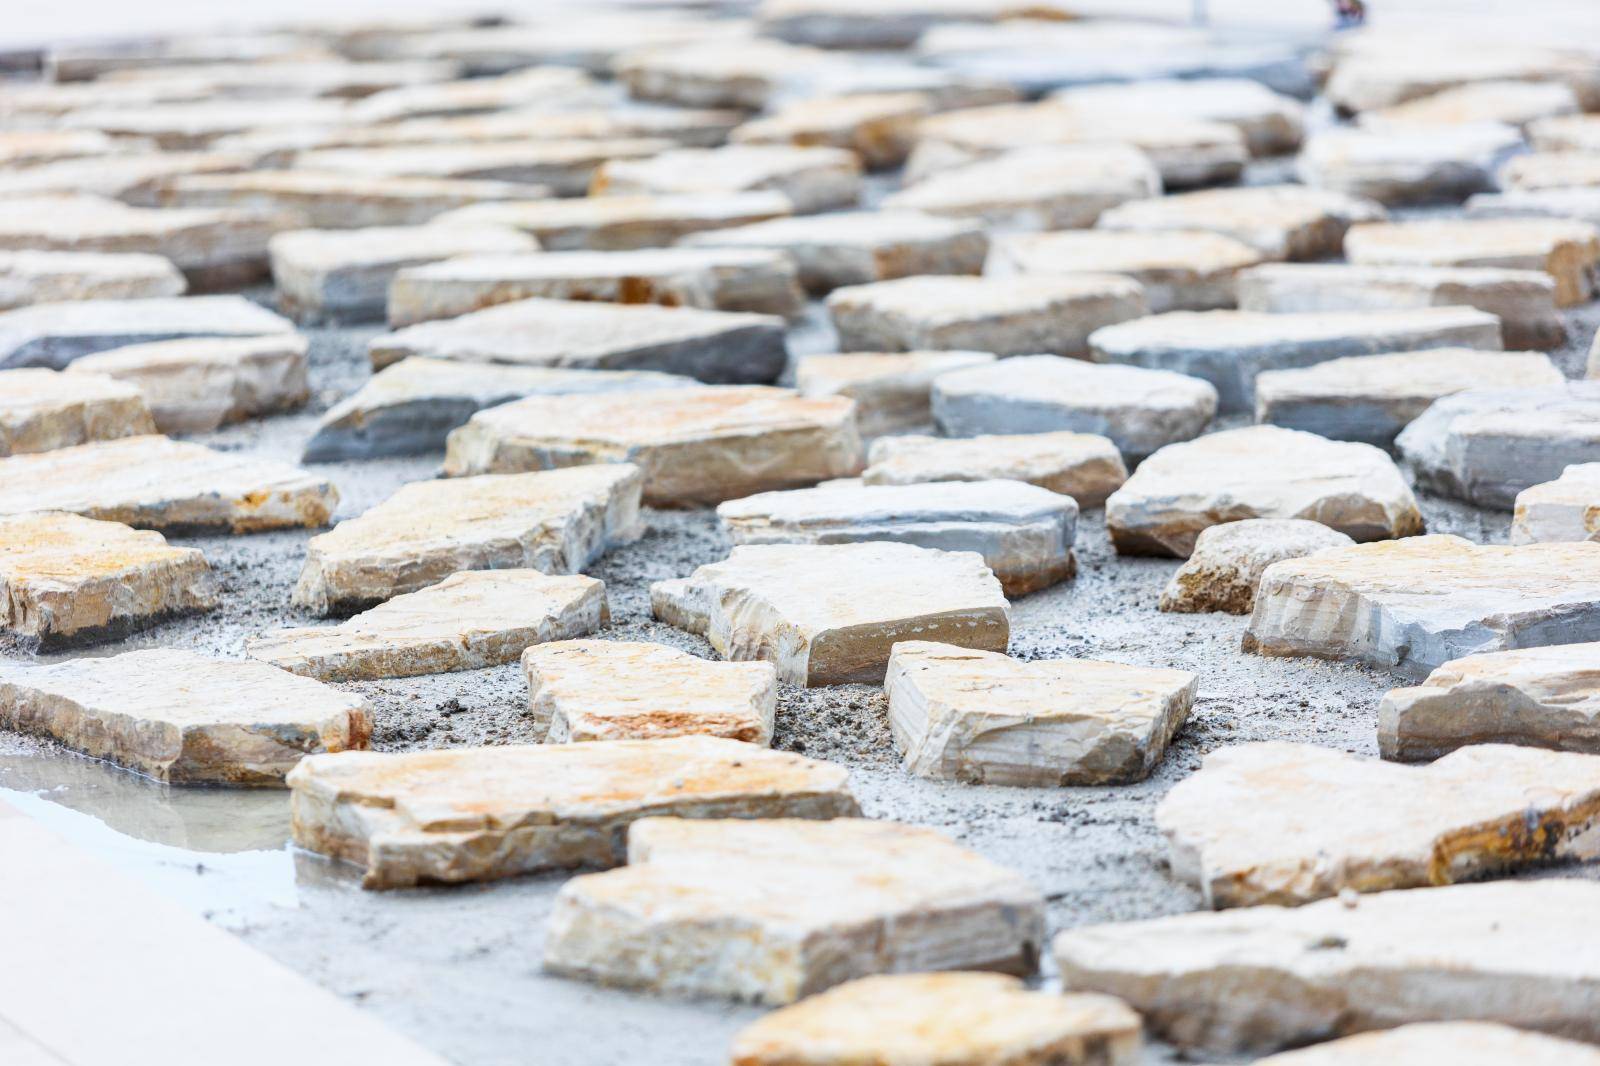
[1466,187,1600,227]
[1362,81,1580,131]
[760,0,1074,49]
[730,973,1141,1066]
[339,67,609,122]
[731,92,945,169]
[1159,519,1355,615]
[292,139,671,197]
[58,98,353,150]
[0,368,153,456]
[250,570,606,682]
[1049,77,1306,157]
[1344,217,1600,306]
[0,129,150,167]
[794,350,995,434]
[987,230,1262,312]
[863,432,1127,509]
[524,640,776,744]
[0,293,295,371]
[1255,1023,1600,1066]
[99,58,461,102]
[651,542,1009,685]
[443,387,861,507]
[0,648,369,786]
[1095,184,1386,260]
[544,817,1045,1003]
[886,641,1192,786]
[1326,43,1600,113]
[1500,151,1600,193]
[1513,462,1600,545]
[0,153,251,202]
[293,464,641,615]
[593,145,863,215]
[1296,124,1522,205]
[1530,113,1600,154]
[288,736,857,889]
[614,37,835,110]
[0,249,185,311]
[46,31,330,82]
[430,192,795,252]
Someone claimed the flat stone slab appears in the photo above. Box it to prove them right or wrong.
[0,294,295,371]
[1049,77,1306,156]
[1160,519,1354,616]
[1159,741,1600,908]
[1297,124,1522,205]
[863,431,1128,509]
[886,641,1193,786]
[987,230,1264,313]
[0,153,252,202]
[1344,218,1600,306]
[443,386,861,507]
[368,297,788,383]
[718,479,1078,597]
[614,37,838,110]
[430,192,795,251]
[287,736,858,889]
[794,350,995,435]
[0,129,146,167]
[1513,462,1600,544]
[1467,187,1600,227]
[1254,1023,1600,1066]
[0,368,153,456]
[304,356,697,461]
[1396,383,1600,509]
[523,640,777,744]
[250,570,606,682]
[882,145,1160,231]
[1243,534,1600,677]
[1107,426,1422,558]
[652,542,1009,685]
[0,512,215,644]
[1531,113,1600,153]
[760,0,1074,49]
[293,464,642,615]
[0,249,186,311]
[1362,81,1581,131]
[58,99,355,150]
[68,334,310,434]
[730,973,1141,1066]
[544,817,1045,1004]
[732,89,1017,171]
[1324,40,1600,113]
[271,224,538,322]
[0,648,369,786]
[1237,262,1565,349]
[339,66,608,121]
[932,355,1217,464]
[828,275,1146,360]
[387,248,805,327]
[0,434,336,533]
[593,145,863,214]
[292,139,672,197]
[378,14,748,77]
[680,211,988,295]
[1095,184,1387,260]
[1499,151,1600,193]
[1088,307,1502,414]
[1255,348,1565,448]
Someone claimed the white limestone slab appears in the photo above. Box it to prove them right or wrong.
[0,249,185,311]
[430,192,795,251]
[292,139,673,197]
[863,432,1128,509]
[1500,151,1600,193]
[1466,187,1600,227]
[1255,1024,1600,1066]
[1325,41,1600,113]
[58,98,354,150]
[1048,77,1306,156]
[759,0,1074,49]
[0,368,152,456]
[1159,519,1354,616]
[1361,80,1580,131]
[614,37,837,110]
[0,129,150,167]
[0,294,293,371]
[1297,124,1522,206]
[0,150,254,202]
[338,67,607,121]
[1530,113,1600,154]
[1344,217,1600,306]
[987,230,1263,313]
[1513,462,1600,545]
[592,145,863,214]
[794,350,995,435]
[1095,184,1387,260]
[376,14,749,76]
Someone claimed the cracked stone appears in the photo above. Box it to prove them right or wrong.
[1159,519,1354,615]
[863,432,1127,509]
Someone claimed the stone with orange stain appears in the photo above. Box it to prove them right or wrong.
[592,145,863,215]
[286,736,857,889]
[1158,741,1600,908]
[730,89,1013,170]
[1344,217,1600,307]
[0,367,153,456]
[0,648,369,786]
[0,512,215,644]
[794,350,994,434]
[443,386,861,506]
[523,639,776,744]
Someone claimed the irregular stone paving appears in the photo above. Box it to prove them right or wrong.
[1396,383,1600,509]
[1089,307,1503,413]
[592,145,863,215]
[1513,462,1600,544]
[986,229,1264,313]
[1048,77,1305,157]
[1296,124,1522,206]
[886,641,1193,786]
[933,355,1216,464]
[1160,519,1355,615]
[429,192,795,251]
[1254,1023,1600,1066]
[293,464,642,615]
[0,368,153,455]
[0,512,216,644]
[303,356,698,461]
[863,431,1128,509]
[544,817,1045,1003]
[1107,427,1422,558]
[828,275,1146,359]
[729,973,1142,1066]
[0,294,294,370]
[1254,348,1565,448]
[1344,218,1600,306]
[1362,81,1581,131]
[523,640,777,745]
[368,297,788,383]
[443,386,861,506]
[0,648,369,786]
[718,479,1078,596]
[287,737,857,889]
[1244,535,1600,677]
[1158,741,1600,908]
[1094,184,1386,260]
[651,542,1009,685]
[0,434,336,533]
[1054,879,1600,1054]
[0,249,186,311]
[794,350,994,435]
[250,570,606,683]
[292,140,672,197]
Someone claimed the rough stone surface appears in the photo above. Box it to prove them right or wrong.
[0,294,294,370]
[293,464,642,615]
[1254,1023,1600,1066]
[651,542,1009,685]
[544,817,1045,1004]
[1297,124,1523,205]
[292,140,671,198]
[987,230,1263,313]
[0,648,369,786]
[932,355,1216,464]
[885,641,1193,786]
[1049,77,1305,157]
[1344,218,1600,307]
[1159,741,1600,908]
[1159,519,1354,615]
[1513,462,1600,545]
[1106,427,1422,558]
[250,570,606,683]
[1089,307,1503,414]
[728,91,944,170]
[793,350,994,435]
[0,249,186,311]
[863,432,1128,509]
[429,193,796,252]
[524,640,777,745]
[287,737,858,889]
[592,146,863,215]
[443,386,861,507]
[1095,184,1387,260]
[1243,535,1600,677]
[0,367,153,455]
